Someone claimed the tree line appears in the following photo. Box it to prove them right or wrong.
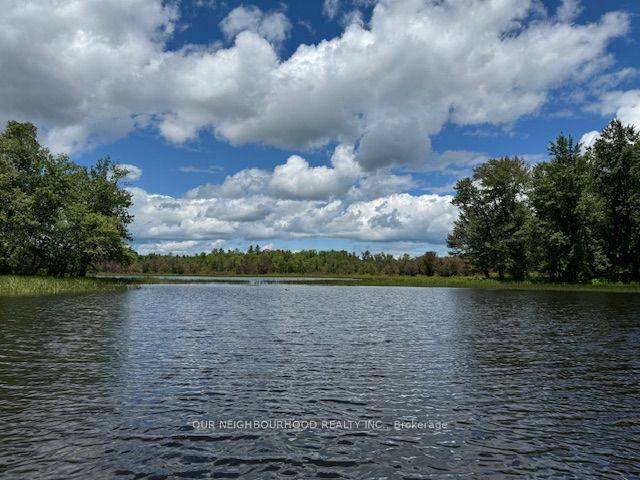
[3,119,639,283]
[0,121,133,276]
[100,247,471,277]
[448,120,640,282]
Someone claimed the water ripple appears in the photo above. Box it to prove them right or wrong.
[1,285,639,478]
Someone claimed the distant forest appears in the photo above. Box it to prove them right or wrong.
[99,248,471,277]
[2,119,640,283]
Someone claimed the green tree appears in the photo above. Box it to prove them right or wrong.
[0,121,134,276]
[588,120,640,281]
[528,135,598,281]
[416,251,438,276]
[448,157,530,280]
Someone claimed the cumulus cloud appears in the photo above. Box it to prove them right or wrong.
[269,145,361,200]
[0,0,178,152]
[0,0,630,170]
[219,5,292,45]
[115,163,142,182]
[128,186,455,247]
[186,145,416,202]
[579,130,600,153]
[136,239,226,255]
[125,145,455,250]
[593,89,640,129]
[187,168,272,199]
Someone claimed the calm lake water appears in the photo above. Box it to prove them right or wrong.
[1,284,639,479]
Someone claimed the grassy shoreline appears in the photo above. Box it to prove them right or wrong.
[97,273,640,293]
[3,273,640,297]
[350,275,640,293]
[0,275,130,297]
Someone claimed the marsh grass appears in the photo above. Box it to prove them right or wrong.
[348,275,640,292]
[96,273,640,293]
[0,275,129,297]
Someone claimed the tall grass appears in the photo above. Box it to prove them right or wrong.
[0,275,128,297]
[96,272,640,293]
[349,275,640,292]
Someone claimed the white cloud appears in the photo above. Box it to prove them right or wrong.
[590,67,638,92]
[136,239,226,255]
[579,130,600,153]
[341,9,364,27]
[0,0,630,171]
[593,89,640,129]
[557,0,582,23]
[323,0,341,20]
[186,145,417,202]
[115,163,142,182]
[128,186,455,247]
[269,145,361,200]
[126,146,456,250]
[219,5,291,45]
[43,125,90,155]
[187,168,272,199]
[0,0,178,152]
[179,165,225,174]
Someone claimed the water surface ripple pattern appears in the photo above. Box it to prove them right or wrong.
[1,284,639,478]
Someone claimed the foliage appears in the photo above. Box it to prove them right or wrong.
[99,248,471,277]
[447,157,530,280]
[0,121,133,276]
[588,120,640,282]
[528,135,598,281]
[448,120,640,283]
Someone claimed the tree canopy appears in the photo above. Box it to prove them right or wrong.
[0,121,133,276]
[589,120,640,282]
[448,120,640,283]
[447,157,530,280]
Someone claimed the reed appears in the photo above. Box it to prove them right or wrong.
[0,275,129,297]
[349,275,640,292]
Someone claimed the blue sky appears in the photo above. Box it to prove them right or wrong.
[3,0,640,255]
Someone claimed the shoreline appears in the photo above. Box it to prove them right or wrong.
[97,273,640,294]
[2,274,640,297]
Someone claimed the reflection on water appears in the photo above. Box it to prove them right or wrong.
[1,285,639,478]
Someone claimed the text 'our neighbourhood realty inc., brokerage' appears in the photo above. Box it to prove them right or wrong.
[191,418,450,432]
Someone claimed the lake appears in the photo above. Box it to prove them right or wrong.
[1,284,639,478]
